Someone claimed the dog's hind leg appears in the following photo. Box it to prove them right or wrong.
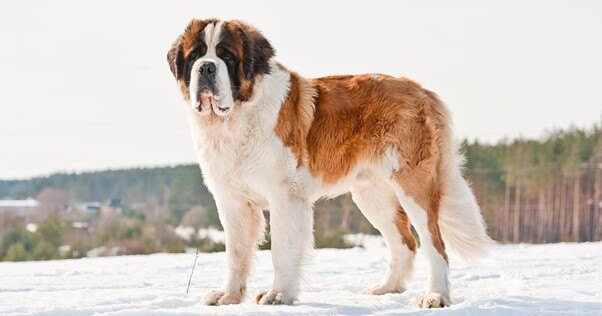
[351,180,417,295]
[390,165,451,308]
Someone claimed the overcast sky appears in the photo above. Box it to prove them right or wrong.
[0,0,601,179]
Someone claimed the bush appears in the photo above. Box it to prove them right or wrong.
[187,237,225,253]
[181,205,208,231]
[109,240,148,255]
[65,241,91,259]
[4,242,28,261]
[165,238,187,253]
[35,216,65,247]
[0,221,35,260]
[315,228,354,249]
[32,242,60,260]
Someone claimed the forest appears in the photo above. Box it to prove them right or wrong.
[465,127,601,242]
[0,125,600,261]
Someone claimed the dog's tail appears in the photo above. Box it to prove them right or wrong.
[435,100,495,260]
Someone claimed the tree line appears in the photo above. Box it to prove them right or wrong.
[1,125,600,244]
[465,126,601,243]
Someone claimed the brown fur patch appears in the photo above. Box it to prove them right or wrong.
[180,18,220,56]
[395,206,417,251]
[224,20,273,101]
[255,290,267,304]
[274,70,317,166]
[388,94,450,262]
[277,73,450,261]
[293,74,447,183]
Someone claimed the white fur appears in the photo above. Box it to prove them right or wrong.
[184,52,489,307]
[438,141,495,260]
[393,188,450,307]
[188,62,313,304]
[187,61,415,305]
[383,146,400,173]
[351,176,415,295]
[204,21,224,55]
[189,59,210,116]
[189,21,234,116]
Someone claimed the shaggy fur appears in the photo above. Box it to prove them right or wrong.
[167,18,493,308]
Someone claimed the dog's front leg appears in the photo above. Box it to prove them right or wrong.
[203,198,265,305]
[257,196,313,305]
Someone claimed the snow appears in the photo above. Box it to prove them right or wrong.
[1,239,601,315]
[196,228,225,244]
[174,227,226,243]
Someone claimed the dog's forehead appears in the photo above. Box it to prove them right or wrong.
[181,19,223,54]
[183,20,242,58]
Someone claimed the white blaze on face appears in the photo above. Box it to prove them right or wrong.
[188,21,235,117]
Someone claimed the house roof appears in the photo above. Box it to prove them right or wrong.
[0,198,39,208]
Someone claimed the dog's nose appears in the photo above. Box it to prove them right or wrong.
[199,62,216,76]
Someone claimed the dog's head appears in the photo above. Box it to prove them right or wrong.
[167,19,274,117]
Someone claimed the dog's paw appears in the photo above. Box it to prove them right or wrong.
[418,292,450,308]
[202,290,224,305]
[362,284,404,295]
[255,290,294,305]
[202,290,243,305]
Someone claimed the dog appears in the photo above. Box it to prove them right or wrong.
[167,18,492,308]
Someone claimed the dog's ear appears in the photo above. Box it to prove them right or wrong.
[167,35,184,80]
[237,24,274,80]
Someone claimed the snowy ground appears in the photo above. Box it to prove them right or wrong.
[1,238,601,315]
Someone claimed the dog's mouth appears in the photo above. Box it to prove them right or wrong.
[196,89,230,116]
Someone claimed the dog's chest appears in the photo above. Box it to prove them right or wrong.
[195,127,278,204]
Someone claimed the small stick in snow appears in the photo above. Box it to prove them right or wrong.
[186,245,200,294]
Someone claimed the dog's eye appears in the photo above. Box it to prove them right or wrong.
[222,53,232,62]
[188,52,199,60]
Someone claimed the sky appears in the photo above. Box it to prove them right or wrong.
[0,0,601,180]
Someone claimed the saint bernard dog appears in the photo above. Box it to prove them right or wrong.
[167,19,492,308]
